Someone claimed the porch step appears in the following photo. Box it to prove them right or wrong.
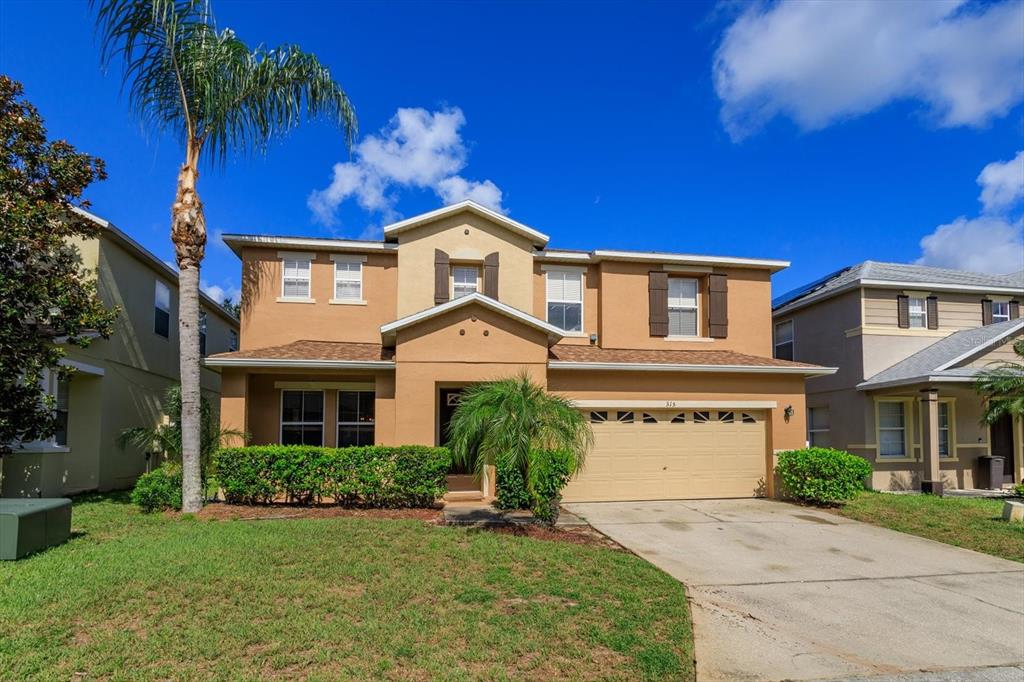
[444,490,484,502]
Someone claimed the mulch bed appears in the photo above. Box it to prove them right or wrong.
[186,502,620,549]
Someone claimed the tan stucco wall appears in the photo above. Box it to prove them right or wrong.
[395,214,536,317]
[240,247,398,349]
[862,287,1019,330]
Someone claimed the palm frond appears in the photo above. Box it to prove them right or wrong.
[975,339,1024,424]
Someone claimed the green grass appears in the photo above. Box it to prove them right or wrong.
[0,493,693,681]
[837,491,1024,563]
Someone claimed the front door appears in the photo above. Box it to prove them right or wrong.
[991,414,1015,484]
[438,388,469,474]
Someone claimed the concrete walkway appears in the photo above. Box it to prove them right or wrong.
[565,499,1024,682]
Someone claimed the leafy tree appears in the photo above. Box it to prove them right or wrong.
[976,338,1024,424]
[0,77,116,453]
[94,0,357,511]
[447,374,592,518]
[221,297,240,319]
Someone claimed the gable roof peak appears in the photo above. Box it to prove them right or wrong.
[381,201,549,246]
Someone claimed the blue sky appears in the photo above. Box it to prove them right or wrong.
[2,0,1022,303]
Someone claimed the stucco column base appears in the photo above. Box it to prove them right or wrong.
[921,480,944,496]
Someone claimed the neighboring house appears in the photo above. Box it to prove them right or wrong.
[206,201,831,502]
[772,261,1024,492]
[1,210,240,498]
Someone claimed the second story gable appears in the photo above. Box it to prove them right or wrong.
[224,201,790,355]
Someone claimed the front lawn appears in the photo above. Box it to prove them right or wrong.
[837,491,1024,563]
[0,493,694,680]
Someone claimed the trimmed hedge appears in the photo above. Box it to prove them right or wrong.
[131,464,183,513]
[214,445,451,507]
[776,447,872,505]
[494,449,573,523]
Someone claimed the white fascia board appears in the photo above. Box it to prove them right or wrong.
[222,233,395,258]
[59,359,105,376]
[592,250,790,272]
[859,279,1024,295]
[381,201,550,246]
[535,250,594,263]
[548,361,837,375]
[573,399,778,409]
[935,321,1024,371]
[380,292,564,342]
[856,374,979,391]
[203,358,395,370]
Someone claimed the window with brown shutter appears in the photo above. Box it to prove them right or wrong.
[648,271,668,337]
[926,296,939,329]
[708,273,728,338]
[896,295,910,328]
[483,252,499,299]
[981,299,993,325]
[434,249,450,304]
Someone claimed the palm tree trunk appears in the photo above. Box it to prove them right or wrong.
[172,139,206,513]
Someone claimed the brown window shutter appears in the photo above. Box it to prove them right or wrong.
[1010,301,1020,320]
[483,252,499,299]
[434,249,450,304]
[926,296,938,330]
[708,274,728,338]
[981,299,993,325]
[897,295,910,328]
[648,271,668,337]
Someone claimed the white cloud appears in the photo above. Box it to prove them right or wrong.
[713,0,1024,140]
[202,281,241,305]
[916,216,1023,274]
[977,150,1024,214]
[308,107,505,227]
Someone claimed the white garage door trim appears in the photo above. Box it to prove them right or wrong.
[573,399,777,409]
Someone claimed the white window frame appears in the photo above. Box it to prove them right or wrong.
[337,390,376,447]
[667,277,699,338]
[938,400,955,458]
[991,300,1011,323]
[774,319,794,360]
[228,329,239,352]
[154,280,171,338]
[807,406,829,447]
[876,398,912,459]
[452,265,480,299]
[543,266,585,335]
[330,254,366,305]
[908,297,927,328]
[278,251,314,302]
[199,311,208,357]
[279,389,325,445]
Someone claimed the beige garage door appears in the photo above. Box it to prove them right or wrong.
[561,409,768,502]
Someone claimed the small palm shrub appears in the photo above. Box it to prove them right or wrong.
[776,448,873,505]
[131,463,183,513]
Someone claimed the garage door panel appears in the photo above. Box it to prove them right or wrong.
[561,409,768,502]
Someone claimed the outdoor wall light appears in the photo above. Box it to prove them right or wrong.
[784,405,794,422]
[589,333,598,345]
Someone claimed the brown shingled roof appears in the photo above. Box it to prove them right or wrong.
[548,345,819,368]
[207,340,394,362]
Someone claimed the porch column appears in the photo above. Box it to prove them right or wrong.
[920,388,942,496]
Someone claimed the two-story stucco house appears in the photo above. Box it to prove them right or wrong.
[772,261,1024,493]
[206,201,833,502]
[1,209,240,498]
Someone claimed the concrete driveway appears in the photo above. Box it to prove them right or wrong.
[564,499,1024,681]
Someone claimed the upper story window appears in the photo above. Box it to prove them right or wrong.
[199,311,208,356]
[774,320,794,360]
[992,301,1010,323]
[154,281,170,338]
[228,329,239,352]
[281,255,311,299]
[668,278,698,337]
[333,256,363,303]
[908,296,927,328]
[546,268,583,332]
[452,266,479,299]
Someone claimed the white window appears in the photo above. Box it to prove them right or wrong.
[774,320,794,360]
[337,390,375,446]
[546,269,583,332]
[281,257,311,299]
[938,402,951,457]
[280,390,324,446]
[908,297,927,328]
[228,329,239,352]
[199,311,208,357]
[452,266,479,299]
[878,401,908,457]
[668,278,699,337]
[992,301,1010,323]
[808,406,830,447]
[54,378,69,447]
[334,259,362,301]
[154,281,170,338]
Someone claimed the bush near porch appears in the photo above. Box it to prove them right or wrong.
[776,447,873,505]
[214,445,450,507]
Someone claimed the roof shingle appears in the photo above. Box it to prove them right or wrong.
[207,340,394,362]
[548,346,819,368]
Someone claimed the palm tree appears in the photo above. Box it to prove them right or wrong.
[446,374,592,502]
[976,339,1024,424]
[94,0,356,511]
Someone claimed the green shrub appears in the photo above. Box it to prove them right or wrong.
[131,464,183,512]
[494,459,531,510]
[495,449,573,523]
[213,445,451,507]
[1013,482,1024,498]
[775,447,872,505]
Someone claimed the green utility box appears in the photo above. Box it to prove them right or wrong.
[0,498,72,560]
